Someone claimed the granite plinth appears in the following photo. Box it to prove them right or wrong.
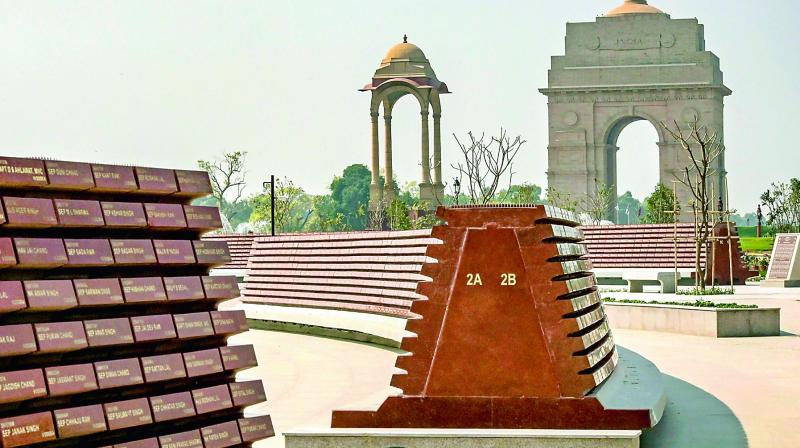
[174,170,213,198]
[238,416,275,442]
[111,239,157,265]
[144,203,187,228]
[220,345,258,371]
[44,160,94,191]
[192,384,233,414]
[201,420,242,448]
[0,369,47,404]
[102,202,147,227]
[14,237,67,267]
[183,348,223,377]
[154,240,196,264]
[134,167,177,194]
[64,238,115,266]
[150,391,196,422]
[23,280,78,311]
[94,357,144,389]
[34,321,88,353]
[174,312,215,339]
[84,318,134,347]
[0,157,47,187]
[2,197,57,227]
[159,429,203,448]
[54,199,105,227]
[141,353,186,383]
[210,310,248,335]
[0,324,37,356]
[121,277,167,303]
[91,164,137,192]
[193,241,232,266]
[54,404,106,438]
[202,276,240,300]
[164,276,205,301]
[74,278,124,306]
[131,314,177,342]
[0,411,56,447]
[104,397,153,430]
[229,380,266,407]
[45,363,98,396]
[184,205,223,230]
[0,281,27,313]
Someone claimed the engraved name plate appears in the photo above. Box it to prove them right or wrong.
[2,197,57,227]
[121,277,167,303]
[45,363,98,396]
[141,353,186,383]
[110,239,157,265]
[104,397,153,430]
[91,164,137,192]
[183,348,223,377]
[94,357,143,389]
[54,199,105,227]
[34,321,88,353]
[74,278,124,306]
[44,160,94,190]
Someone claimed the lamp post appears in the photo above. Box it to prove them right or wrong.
[262,175,275,236]
[756,204,763,238]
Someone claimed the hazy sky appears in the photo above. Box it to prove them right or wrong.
[0,0,797,212]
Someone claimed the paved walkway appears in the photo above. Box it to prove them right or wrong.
[236,285,800,448]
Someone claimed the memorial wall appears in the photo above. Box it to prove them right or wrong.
[0,156,273,447]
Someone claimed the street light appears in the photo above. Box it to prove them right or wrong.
[262,175,275,236]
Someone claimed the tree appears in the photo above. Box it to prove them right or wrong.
[617,191,643,224]
[545,187,578,212]
[578,181,615,225]
[642,183,677,224]
[761,178,800,233]
[197,151,248,224]
[249,177,306,233]
[451,128,526,204]
[661,118,725,290]
[329,164,373,230]
[497,183,543,204]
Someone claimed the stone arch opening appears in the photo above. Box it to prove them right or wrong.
[610,118,662,223]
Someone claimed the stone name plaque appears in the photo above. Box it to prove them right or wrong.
[74,278,124,306]
[201,420,242,448]
[159,429,203,448]
[110,239,157,265]
[175,312,214,339]
[193,240,231,266]
[201,276,240,300]
[154,240,196,264]
[0,411,56,447]
[121,277,167,303]
[115,438,159,448]
[229,380,266,407]
[104,397,153,430]
[0,369,47,404]
[210,310,248,335]
[768,234,799,280]
[144,203,187,228]
[34,321,88,353]
[220,345,258,371]
[134,167,177,194]
[54,199,105,227]
[101,201,147,227]
[44,160,95,190]
[0,238,17,267]
[54,404,106,438]
[0,157,47,187]
[0,281,27,313]
[192,384,233,414]
[150,391,196,422]
[131,314,177,342]
[2,197,57,227]
[64,238,114,266]
[94,357,143,389]
[174,170,213,197]
[14,238,67,267]
[183,348,223,377]
[84,318,134,347]
[164,276,205,301]
[238,416,275,442]
[91,164,137,192]
[141,353,186,383]
[23,280,78,311]
[0,324,37,356]
[184,205,222,230]
[45,364,98,396]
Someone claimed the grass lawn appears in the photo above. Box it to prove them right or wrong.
[740,237,774,253]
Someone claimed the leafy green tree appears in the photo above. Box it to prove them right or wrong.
[617,191,643,224]
[249,177,307,233]
[329,164,373,230]
[545,187,578,212]
[197,151,250,225]
[760,178,800,233]
[496,183,543,204]
[386,199,413,230]
[642,183,677,224]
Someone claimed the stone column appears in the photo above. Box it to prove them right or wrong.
[433,112,442,185]
[383,114,395,203]
[369,111,381,208]
[419,109,434,206]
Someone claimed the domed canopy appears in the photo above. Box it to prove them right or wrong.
[382,41,428,64]
[361,35,449,94]
[606,0,664,17]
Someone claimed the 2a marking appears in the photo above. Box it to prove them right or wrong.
[466,273,483,286]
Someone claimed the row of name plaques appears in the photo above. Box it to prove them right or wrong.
[0,196,222,229]
[0,156,212,197]
[0,238,231,268]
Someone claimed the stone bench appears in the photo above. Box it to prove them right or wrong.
[622,271,681,293]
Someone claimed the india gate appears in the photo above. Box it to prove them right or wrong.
[541,0,731,221]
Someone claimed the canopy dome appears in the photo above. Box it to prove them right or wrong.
[382,41,428,64]
[606,0,664,17]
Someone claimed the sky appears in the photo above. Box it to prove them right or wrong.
[0,0,797,212]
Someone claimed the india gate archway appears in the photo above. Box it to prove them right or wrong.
[362,36,450,210]
[540,0,731,221]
